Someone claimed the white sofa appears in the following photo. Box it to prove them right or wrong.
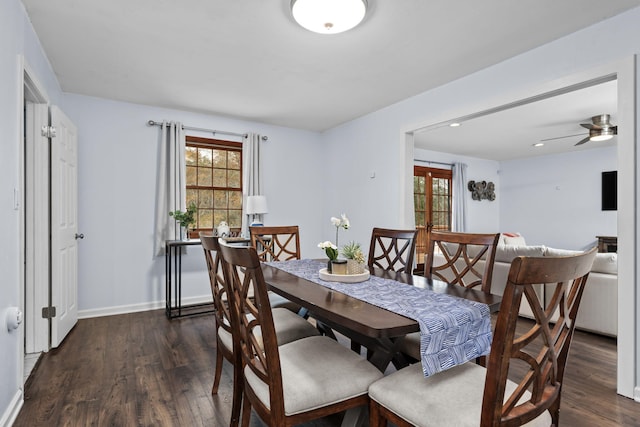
[434,233,618,337]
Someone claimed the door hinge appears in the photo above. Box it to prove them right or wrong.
[42,306,57,319]
[41,125,57,138]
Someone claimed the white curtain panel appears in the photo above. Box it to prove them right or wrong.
[452,162,467,232]
[241,133,263,237]
[154,121,186,256]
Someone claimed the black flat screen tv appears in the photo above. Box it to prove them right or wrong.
[602,171,617,211]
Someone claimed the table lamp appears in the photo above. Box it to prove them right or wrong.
[246,195,268,226]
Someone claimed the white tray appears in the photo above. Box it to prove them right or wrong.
[319,268,370,283]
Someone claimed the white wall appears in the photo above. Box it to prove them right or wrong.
[0,0,65,423]
[500,146,617,250]
[61,94,325,315]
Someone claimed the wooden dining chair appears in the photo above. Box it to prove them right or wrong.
[368,227,418,274]
[249,225,301,262]
[369,247,598,427]
[218,243,384,427]
[249,225,304,313]
[200,233,319,427]
[425,230,501,293]
[398,230,501,361]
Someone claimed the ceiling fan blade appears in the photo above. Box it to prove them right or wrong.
[574,136,590,146]
[580,123,597,130]
[540,132,587,142]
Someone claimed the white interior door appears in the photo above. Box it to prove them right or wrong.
[50,105,78,347]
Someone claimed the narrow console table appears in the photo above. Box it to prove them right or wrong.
[165,237,251,319]
[165,239,215,319]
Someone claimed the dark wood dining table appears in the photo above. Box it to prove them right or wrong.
[261,263,502,372]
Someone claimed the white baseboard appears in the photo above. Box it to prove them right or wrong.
[634,386,640,402]
[77,295,213,319]
[0,389,23,427]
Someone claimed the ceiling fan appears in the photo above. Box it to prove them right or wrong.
[541,114,618,146]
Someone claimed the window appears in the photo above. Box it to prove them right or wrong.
[185,136,242,235]
[414,166,452,267]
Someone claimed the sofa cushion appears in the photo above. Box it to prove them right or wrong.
[501,232,526,247]
[544,247,582,257]
[494,245,546,263]
[591,252,617,275]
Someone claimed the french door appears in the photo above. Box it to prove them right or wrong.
[413,166,452,268]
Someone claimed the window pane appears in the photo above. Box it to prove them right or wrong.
[229,191,242,209]
[186,189,197,207]
[212,149,227,168]
[186,166,197,186]
[213,210,227,226]
[228,151,241,169]
[186,147,197,166]
[198,148,213,167]
[414,176,425,193]
[228,170,241,188]
[214,190,228,208]
[199,189,213,208]
[228,209,242,227]
[198,167,212,187]
[199,209,213,229]
[213,169,227,187]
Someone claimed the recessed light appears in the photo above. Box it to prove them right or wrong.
[449,122,461,127]
[533,142,544,147]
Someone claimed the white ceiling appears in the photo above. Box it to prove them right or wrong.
[414,79,619,161]
[21,0,639,157]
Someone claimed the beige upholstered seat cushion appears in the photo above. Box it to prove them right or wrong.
[268,291,302,312]
[217,308,318,353]
[395,332,421,360]
[369,363,551,427]
[268,307,319,345]
[244,335,383,416]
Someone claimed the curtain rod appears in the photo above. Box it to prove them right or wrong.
[414,159,454,167]
[147,120,268,141]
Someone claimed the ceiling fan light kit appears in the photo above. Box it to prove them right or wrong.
[575,114,618,146]
[291,0,367,34]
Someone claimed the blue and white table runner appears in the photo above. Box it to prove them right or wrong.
[264,259,492,377]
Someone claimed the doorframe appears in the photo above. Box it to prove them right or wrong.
[401,56,637,399]
[21,57,51,363]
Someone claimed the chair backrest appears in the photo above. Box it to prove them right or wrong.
[367,227,418,274]
[481,248,597,427]
[218,243,287,420]
[250,225,301,262]
[200,233,234,341]
[425,230,500,293]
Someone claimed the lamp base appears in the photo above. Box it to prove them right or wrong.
[250,221,263,227]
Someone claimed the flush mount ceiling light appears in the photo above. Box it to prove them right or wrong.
[291,0,367,34]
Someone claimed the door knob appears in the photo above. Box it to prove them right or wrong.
[75,233,85,240]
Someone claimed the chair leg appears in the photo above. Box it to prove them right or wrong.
[240,392,252,427]
[369,399,384,427]
[211,347,223,394]
[230,359,243,427]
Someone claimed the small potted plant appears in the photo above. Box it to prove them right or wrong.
[341,241,366,274]
[169,202,197,240]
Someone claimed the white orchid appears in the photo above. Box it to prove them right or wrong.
[318,241,338,260]
[330,213,350,247]
[318,241,337,250]
[340,213,350,229]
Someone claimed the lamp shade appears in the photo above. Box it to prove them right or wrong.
[246,195,268,215]
[291,0,367,34]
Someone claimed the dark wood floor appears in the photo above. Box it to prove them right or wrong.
[14,309,639,426]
